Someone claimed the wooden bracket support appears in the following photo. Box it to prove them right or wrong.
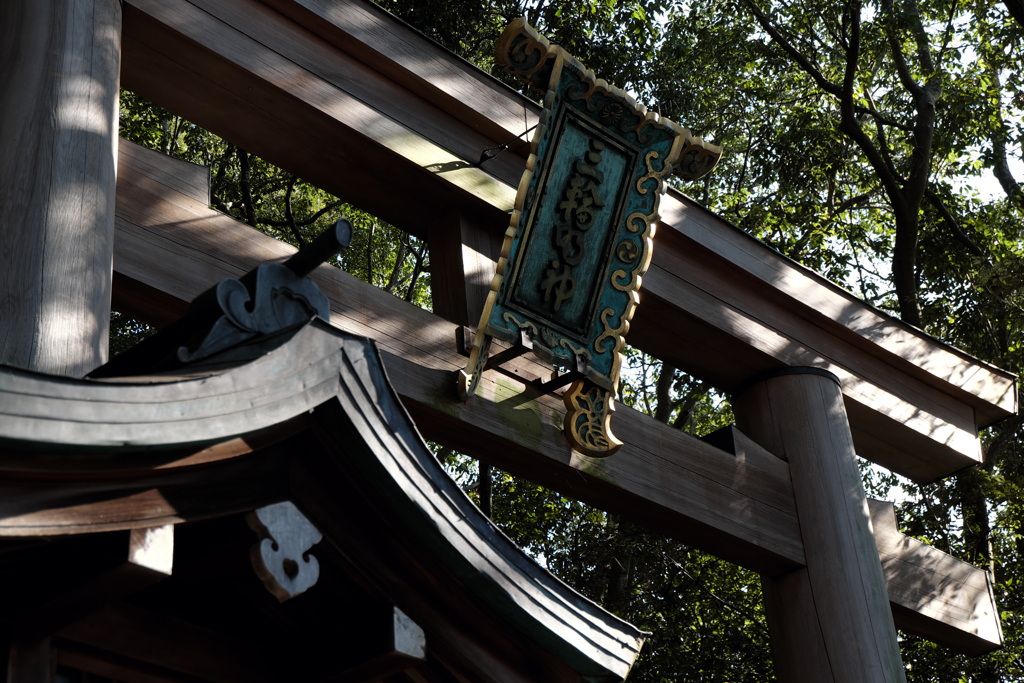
[322,605,427,683]
[457,326,586,392]
[535,355,588,393]
[483,330,533,371]
[247,501,323,602]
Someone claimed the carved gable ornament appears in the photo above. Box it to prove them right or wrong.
[459,19,722,456]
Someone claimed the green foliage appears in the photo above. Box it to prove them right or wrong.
[108,311,156,358]
[378,0,680,99]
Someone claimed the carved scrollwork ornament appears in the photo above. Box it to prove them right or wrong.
[179,263,330,364]
[563,379,624,457]
[616,240,640,264]
[246,501,324,602]
[675,139,723,181]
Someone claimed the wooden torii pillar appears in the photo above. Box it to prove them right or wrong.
[1,2,121,678]
[0,0,121,377]
[736,369,907,682]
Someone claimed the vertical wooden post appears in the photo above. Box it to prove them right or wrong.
[427,211,501,513]
[427,211,501,327]
[0,0,122,376]
[734,368,907,683]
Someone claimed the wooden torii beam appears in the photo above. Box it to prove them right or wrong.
[112,139,1003,656]
[118,0,1016,487]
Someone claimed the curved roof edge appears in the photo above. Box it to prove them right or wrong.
[0,320,644,681]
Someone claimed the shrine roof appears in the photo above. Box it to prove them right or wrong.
[0,321,644,681]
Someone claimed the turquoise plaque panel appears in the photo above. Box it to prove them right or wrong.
[482,57,683,389]
[506,110,634,339]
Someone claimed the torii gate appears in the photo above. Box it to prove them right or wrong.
[0,0,1015,681]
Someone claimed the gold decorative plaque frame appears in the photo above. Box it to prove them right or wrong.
[458,19,721,457]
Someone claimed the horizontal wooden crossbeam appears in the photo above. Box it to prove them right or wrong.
[110,138,1002,655]
[869,499,1002,655]
[120,0,1015,484]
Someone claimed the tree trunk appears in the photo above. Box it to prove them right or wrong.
[891,206,922,327]
[478,462,493,517]
[1003,0,1024,30]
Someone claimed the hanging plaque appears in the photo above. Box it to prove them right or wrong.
[459,19,721,456]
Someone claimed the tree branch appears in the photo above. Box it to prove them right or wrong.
[855,104,914,132]
[902,79,942,215]
[283,175,306,248]
[478,461,492,517]
[365,220,376,286]
[924,189,986,258]
[933,0,960,70]
[833,190,876,215]
[880,0,924,97]
[258,200,343,229]
[670,556,769,633]
[837,0,909,214]
[866,91,903,183]
[671,381,709,432]
[742,0,843,96]
[774,0,834,55]
[404,241,428,303]
[904,0,936,76]
[210,144,235,214]
[855,0,926,325]
[654,363,676,424]
[238,150,258,229]
[385,234,411,294]
[988,66,1024,208]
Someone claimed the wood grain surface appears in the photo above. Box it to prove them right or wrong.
[0,0,122,377]
[736,370,908,683]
